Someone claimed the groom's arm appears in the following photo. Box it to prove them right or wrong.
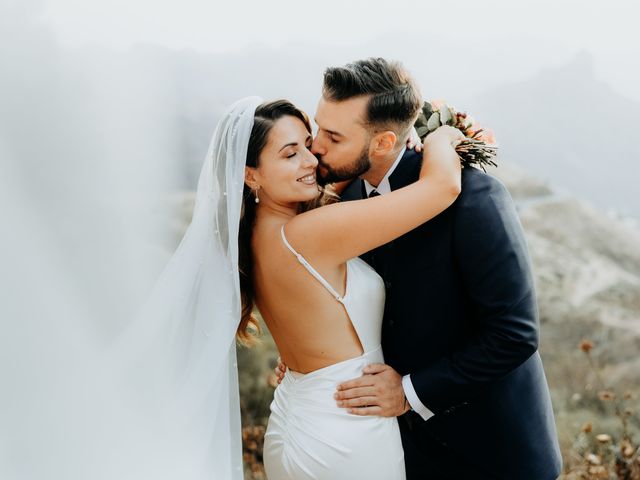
[408,168,539,415]
[335,170,538,418]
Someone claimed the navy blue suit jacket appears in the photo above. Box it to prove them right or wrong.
[341,148,562,479]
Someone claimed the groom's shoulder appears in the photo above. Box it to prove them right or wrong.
[458,166,512,207]
[402,147,423,168]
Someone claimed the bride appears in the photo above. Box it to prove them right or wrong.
[240,98,461,479]
[113,96,461,480]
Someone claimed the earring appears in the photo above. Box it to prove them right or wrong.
[254,187,260,204]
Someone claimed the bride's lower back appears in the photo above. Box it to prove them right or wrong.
[254,275,364,373]
[252,238,363,374]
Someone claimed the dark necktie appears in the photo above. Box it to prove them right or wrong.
[368,189,380,198]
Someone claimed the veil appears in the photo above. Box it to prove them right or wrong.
[104,96,263,479]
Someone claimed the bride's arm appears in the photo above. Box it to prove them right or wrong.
[286,126,463,264]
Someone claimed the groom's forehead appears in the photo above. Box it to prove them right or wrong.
[314,96,367,131]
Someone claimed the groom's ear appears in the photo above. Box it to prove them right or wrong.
[370,131,398,157]
[244,166,260,189]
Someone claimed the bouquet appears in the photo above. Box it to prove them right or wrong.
[413,100,498,172]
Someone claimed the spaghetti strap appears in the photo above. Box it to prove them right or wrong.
[280,225,345,303]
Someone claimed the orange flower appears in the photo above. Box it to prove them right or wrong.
[579,339,594,353]
[430,99,446,110]
[477,128,497,145]
[598,390,616,401]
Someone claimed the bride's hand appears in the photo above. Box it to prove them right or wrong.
[406,126,423,153]
[416,125,463,190]
[425,125,465,149]
[407,125,464,153]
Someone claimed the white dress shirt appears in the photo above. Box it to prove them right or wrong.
[363,146,435,422]
[363,146,406,196]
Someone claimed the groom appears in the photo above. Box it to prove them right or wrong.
[311,58,562,479]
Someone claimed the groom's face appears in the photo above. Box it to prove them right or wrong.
[312,96,372,185]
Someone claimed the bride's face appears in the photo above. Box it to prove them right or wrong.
[247,115,319,206]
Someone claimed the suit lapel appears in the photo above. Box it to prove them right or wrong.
[369,149,422,287]
[340,178,365,202]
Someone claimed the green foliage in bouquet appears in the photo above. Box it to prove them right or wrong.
[414,100,499,172]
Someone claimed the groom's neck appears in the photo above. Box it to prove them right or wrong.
[361,146,402,188]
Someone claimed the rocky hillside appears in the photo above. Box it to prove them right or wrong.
[491,161,640,339]
[487,161,640,465]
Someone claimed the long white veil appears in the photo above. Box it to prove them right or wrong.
[103,96,263,479]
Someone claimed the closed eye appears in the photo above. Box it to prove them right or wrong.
[325,132,339,143]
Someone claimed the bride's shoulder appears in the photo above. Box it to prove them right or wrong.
[252,221,291,257]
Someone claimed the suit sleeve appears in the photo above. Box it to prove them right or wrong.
[409,170,539,415]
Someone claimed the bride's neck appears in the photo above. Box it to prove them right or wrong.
[255,201,299,223]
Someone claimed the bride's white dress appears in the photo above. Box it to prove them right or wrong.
[263,226,406,480]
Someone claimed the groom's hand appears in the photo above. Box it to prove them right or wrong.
[335,363,410,417]
[274,357,286,385]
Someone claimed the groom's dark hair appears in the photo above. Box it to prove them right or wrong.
[322,58,422,138]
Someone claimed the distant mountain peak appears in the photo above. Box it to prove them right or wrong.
[566,50,596,77]
[536,50,598,86]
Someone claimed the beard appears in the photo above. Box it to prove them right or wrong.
[316,144,371,187]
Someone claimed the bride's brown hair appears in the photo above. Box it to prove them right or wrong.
[237,100,335,345]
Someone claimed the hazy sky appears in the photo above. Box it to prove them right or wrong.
[38,0,637,52]
[34,0,640,101]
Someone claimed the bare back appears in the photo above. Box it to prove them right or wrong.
[250,128,462,374]
[252,218,364,374]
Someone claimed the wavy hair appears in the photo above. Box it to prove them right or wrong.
[237,99,335,345]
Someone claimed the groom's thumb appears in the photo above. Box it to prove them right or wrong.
[363,363,387,374]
